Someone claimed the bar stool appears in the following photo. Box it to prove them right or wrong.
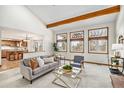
[18,53,23,60]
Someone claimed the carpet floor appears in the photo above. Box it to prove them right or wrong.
[0,63,112,88]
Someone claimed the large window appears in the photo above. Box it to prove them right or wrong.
[88,27,108,54]
[56,33,67,52]
[70,31,84,53]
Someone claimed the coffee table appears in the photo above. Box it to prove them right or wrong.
[52,66,81,88]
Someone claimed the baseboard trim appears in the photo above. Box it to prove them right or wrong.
[84,61,122,67]
[85,61,109,66]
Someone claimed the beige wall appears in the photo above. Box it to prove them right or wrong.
[54,22,116,64]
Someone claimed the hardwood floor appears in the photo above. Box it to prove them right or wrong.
[0,58,20,72]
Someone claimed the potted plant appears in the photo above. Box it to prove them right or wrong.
[63,65,72,73]
[53,43,59,61]
[53,43,58,52]
[112,58,119,65]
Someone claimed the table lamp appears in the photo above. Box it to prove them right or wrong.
[112,44,124,58]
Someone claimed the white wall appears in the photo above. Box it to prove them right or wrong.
[116,5,124,57]
[23,52,51,59]
[54,22,116,64]
[0,5,53,56]
[116,6,124,36]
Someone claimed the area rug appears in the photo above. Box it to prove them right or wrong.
[110,74,124,88]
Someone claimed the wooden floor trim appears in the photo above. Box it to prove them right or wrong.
[85,61,109,66]
[85,61,122,67]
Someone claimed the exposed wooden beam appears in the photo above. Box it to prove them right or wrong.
[47,5,120,28]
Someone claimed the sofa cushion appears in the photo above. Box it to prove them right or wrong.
[40,56,44,59]
[40,55,54,59]
[42,64,50,70]
[32,64,50,75]
[49,62,58,68]
[43,57,54,64]
[32,67,43,75]
[37,57,44,67]
[23,59,30,67]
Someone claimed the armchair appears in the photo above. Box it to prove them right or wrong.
[70,56,84,70]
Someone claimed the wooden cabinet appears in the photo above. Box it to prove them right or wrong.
[1,40,27,47]
[1,40,26,61]
[7,53,15,61]
[6,51,23,61]
[21,41,27,47]
[2,40,17,47]
[109,57,124,74]
[1,50,7,58]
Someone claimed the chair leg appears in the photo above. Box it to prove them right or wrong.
[22,76,24,79]
[80,68,82,72]
[30,80,32,84]
[82,63,85,68]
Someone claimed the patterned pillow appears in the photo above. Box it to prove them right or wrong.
[28,58,39,70]
[43,57,54,64]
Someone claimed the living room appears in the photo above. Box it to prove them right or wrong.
[0,4,124,89]
[0,28,45,72]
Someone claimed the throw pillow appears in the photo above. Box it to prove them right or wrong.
[37,57,44,67]
[43,57,54,64]
[23,59,30,67]
[28,58,39,70]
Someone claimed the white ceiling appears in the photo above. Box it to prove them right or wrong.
[26,5,119,31]
[1,28,43,40]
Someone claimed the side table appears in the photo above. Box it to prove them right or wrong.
[110,57,124,74]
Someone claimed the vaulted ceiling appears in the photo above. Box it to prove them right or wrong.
[26,5,119,31]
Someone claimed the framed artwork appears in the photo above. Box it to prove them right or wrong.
[33,40,43,52]
[70,31,84,53]
[88,27,108,54]
[56,33,67,52]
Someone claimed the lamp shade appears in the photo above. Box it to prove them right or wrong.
[112,44,124,50]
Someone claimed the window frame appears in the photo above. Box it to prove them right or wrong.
[56,33,67,52]
[88,27,109,54]
[69,31,84,53]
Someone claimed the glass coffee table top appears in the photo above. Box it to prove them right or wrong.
[52,66,82,88]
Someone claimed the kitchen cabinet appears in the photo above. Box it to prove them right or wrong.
[1,40,27,47]
[6,51,23,61]
[1,50,6,58]
[1,40,17,47]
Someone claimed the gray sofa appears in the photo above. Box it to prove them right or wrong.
[20,56,59,84]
